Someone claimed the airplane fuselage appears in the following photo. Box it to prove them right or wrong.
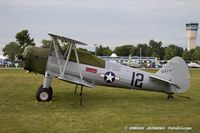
[46,56,170,94]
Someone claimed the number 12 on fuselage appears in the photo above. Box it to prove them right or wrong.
[130,72,144,88]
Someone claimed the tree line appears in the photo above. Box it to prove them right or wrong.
[3,30,200,62]
[93,40,200,61]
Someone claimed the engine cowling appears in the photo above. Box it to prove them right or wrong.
[22,45,50,74]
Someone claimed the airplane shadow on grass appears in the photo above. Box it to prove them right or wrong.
[50,89,191,109]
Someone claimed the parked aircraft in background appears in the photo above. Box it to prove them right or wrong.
[188,62,200,68]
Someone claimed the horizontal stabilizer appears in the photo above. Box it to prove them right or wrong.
[58,74,94,88]
[150,75,173,84]
[150,75,180,89]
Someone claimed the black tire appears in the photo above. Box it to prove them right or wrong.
[38,85,53,95]
[36,87,52,102]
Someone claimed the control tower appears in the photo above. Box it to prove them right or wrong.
[186,23,198,50]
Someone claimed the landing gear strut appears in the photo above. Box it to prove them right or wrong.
[74,84,78,94]
[36,85,53,102]
[74,84,84,105]
[80,86,83,106]
[167,95,174,99]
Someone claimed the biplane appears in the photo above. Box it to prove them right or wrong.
[20,34,190,104]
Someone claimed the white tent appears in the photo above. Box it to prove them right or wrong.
[110,53,118,58]
[0,55,7,60]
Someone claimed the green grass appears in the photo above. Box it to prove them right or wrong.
[0,69,199,133]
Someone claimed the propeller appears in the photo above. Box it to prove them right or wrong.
[17,54,24,61]
[17,54,32,73]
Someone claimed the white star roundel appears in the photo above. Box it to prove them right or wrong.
[104,71,115,83]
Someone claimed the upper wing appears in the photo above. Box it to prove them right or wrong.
[48,33,88,45]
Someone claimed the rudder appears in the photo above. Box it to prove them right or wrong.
[156,56,190,93]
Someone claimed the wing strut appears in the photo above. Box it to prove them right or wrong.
[49,34,84,81]
[52,38,63,74]
[61,43,72,76]
[61,43,83,79]
[72,43,83,80]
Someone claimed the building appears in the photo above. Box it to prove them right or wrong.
[0,55,12,67]
[100,55,158,68]
[186,23,199,50]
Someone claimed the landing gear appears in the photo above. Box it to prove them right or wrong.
[74,84,78,94]
[74,84,84,105]
[38,85,53,95]
[167,95,174,99]
[80,86,83,106]
[36,85,53,102]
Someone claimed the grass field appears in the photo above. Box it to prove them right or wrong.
[0,69,199,133]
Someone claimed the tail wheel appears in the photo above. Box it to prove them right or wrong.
[36,86,53,102]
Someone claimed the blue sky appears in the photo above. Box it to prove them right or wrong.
[0,0,200,54]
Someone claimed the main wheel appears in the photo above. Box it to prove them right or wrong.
[36,87,53,102]
[38,85,53,95]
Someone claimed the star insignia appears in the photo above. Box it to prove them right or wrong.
[104,71,115,83]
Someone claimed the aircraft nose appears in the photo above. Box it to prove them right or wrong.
[22,45,33,71]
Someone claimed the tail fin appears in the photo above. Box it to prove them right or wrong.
[155,56,190,93]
